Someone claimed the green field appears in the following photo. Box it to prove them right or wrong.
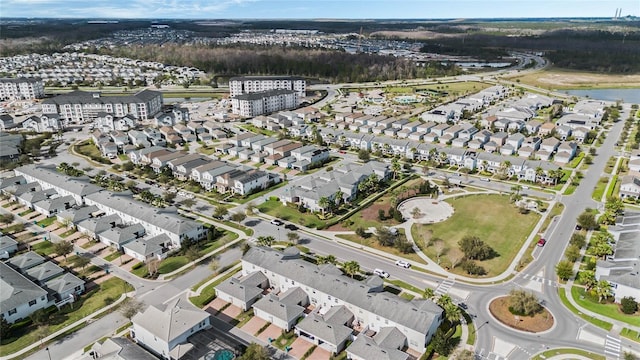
[558,288,613,331]
[415,81,491,94]
[257,199,328,229]
[531,348,605,360]
[412,194,540,277]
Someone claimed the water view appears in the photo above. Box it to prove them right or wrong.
[563,88,640,103]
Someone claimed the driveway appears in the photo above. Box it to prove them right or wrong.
[306,346,331,360]
[240,316,267,337]
[287,337,314,359]
[256,323,282,344]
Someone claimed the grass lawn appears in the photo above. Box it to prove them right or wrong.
[59,229,76,238]
[18,209,34,217]
[411,194,540,277]
[103,251,121,262]
[158,256,189,274]
[232,180,288,204]
[592,177,609,201]
[0,278,132,356]
[198,146,217,156]
[415,81,491,95]
[36,217,57,228]
[558,288,613,331]
[338,233,427,264]
[258,199,328,229]
[531,348,605,360]
[32,241,55,256]
[505,68,640,90]
[571,286,640,327]
[76,142,104,159]
[568,152,585,169]
[621,328,640,343]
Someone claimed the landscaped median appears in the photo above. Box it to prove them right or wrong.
[189,262,242,308]
[557,287,613,331]
[531,348,605,360]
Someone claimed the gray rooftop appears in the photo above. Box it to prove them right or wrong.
[123,234,170,258]
[6,251,45,271]
[25,261,65,283]
[0,262,48,315]
[15,165,101,197]
[44,273,84,297]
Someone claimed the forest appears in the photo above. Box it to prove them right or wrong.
[98,44,462,83]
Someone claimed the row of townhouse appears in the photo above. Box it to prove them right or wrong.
[4,165,205,256]
[595,213,640,303]
[0,132,23,163]
[215,246,443,357]
[41,89,163,125]
[619,151,640,200]
[128,147,280,195]
[420,85,511,123]
[0,77,45,100]
[1,252,85,324]
[251,106,321,131]
[281,161,391,212]
[223,133,330,171]
[317,124,578,165]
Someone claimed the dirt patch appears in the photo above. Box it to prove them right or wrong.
[489,296,554,333]
[361,202,391,222]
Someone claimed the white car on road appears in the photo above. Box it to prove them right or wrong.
[395,260,411,268]
[373,268,390,278]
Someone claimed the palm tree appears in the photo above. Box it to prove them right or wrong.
[510,184,523,196]
[593,280,612,303]
[437,294,453,308]
[579,270,597,291]
[343,260,360,278]
[423,288,435,300]
[391,160,401,180]
[444,302,462,325]
[257,236,274,247]
[318,197,329,216]
[317,254,337,265]
[334,191,344,207]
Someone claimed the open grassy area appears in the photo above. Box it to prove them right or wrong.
[411,194,540,277]
[189,266,242,308]
[592,177,609,201]
[571,286,640,327]
[258,199,328,229]
[531,348,605,360]
[415,81,491,94]
[0,278,132,356]
[31,240,55,256]
[505,68,640,90]
[558,288,613,331]
[36,217,57,228]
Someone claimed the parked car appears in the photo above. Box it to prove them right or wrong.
[537,238,546,247]
[480,177,490,182]
[395,260,411,268]
[270,219,283,226]
[575,224,582,230]
[284,224,298,231]
[373,268,390,278]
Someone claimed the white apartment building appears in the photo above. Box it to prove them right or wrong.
[229,76,306,97]
[231,89,298,117]
[0,77,44,100]
[41,89,163,124]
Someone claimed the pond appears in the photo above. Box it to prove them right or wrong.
[562,88,640,104]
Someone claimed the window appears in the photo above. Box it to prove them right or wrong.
[8,309,16,315]
[29,300,37,306]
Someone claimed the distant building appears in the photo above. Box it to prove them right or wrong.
[229,76,306,98]
[231,89,298,117]
[41,90,163,124]
[0,77,44,100]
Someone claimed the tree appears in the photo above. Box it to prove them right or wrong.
[588,236,613,260]
[72,256,91,272]
[458,236,494,261]
[565,245,582,262]
[0,213,15,227]
[570,232,587,248]
[317,254,337,265]
[29,308,50,327]
[237,343,270,360]
[245,202,256,215]
[0,316,9,339]
[577,211,598,230]
[423,288,435,300]
[163,191,177,203]
[375,226,396,247]
[508,289,542,316]
[592,280,612,303]
[624,352,637,360]
[120,299,144,320]
[213,205,228,219]
[444,302,462,325]
[430,328,453,356]
[53,241,74,261]
[286,232,300,244]
[456,350,476,360]
[343,260,360,278]
[556,260,574,281]
[180,198,197,210]
[318,197,329,216]
[579,270,597,290]
[230,212,246,223]
[437,294,453,308]
[411,207,422,219]
[621,296,638,314]
[448,251,464,269]
[433,239,446,260]
[511,184,523,196]
[257,236,274,247]
[357,149,370,162]
[391,159,402,180]
[185,247,201,262]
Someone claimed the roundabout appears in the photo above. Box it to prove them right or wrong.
[488,295,555,334]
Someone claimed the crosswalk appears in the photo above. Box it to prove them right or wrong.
[604,335,622,359]
[519,273,561,287]
[435,278,455,296]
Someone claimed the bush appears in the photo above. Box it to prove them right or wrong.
[458,236,495,261]
[461,260,486,275]
[131,262,144,270]
[621,296,638,314]
[570,233,587,248]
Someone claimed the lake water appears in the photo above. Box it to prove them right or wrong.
[562,88,640,104]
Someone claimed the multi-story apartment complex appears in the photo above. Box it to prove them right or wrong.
[231,89,298,117]
[229,76,306,98]
[0,77,45,100]
[41,89,163,124]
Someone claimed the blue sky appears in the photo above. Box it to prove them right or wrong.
[2,0,639,19]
